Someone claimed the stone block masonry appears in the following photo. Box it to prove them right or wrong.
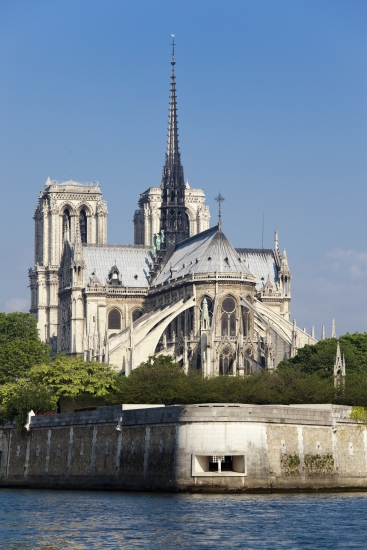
[1,403,367,492]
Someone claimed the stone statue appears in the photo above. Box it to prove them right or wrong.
[156,233,161,251]
[201,297,210,324]
[160,229,165,244]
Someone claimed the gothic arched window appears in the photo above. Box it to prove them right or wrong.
[221,296,236,337]
[132,309,143,322]
[219,347,234,375]
[108,309,121,330]
[196,352,202,370]
[79,209,87,243]
[188,307,194,333]
[62,209,71,241]
[185,213,190,235]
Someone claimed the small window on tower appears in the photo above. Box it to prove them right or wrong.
[62,209,71,241]
[79,209,87,243]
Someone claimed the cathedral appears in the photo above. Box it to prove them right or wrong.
[29,46,317,375]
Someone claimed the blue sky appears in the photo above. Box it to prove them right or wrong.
[0,0,366,337]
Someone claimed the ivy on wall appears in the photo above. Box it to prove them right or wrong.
[304,454,334,476]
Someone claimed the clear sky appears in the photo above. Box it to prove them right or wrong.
[0,0,366,337]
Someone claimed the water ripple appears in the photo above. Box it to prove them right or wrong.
[0,489,366,549]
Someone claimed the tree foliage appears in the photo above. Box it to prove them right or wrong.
[0,380,58,431]
[277,333,367,377]
[113,355,367,408]
[0,339,50,384]
[29,354,121,397]
[0,312,41,343]
[0,312,50,384]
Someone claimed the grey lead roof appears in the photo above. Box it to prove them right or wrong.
[236,248,278,289]
[83,244,151,287]
[155,225,252,285]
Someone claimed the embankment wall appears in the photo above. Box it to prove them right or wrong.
[1,404,366,492]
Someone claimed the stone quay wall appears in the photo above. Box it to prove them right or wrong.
[1,403,367,492]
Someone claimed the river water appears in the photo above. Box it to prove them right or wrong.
[0,489,366,549]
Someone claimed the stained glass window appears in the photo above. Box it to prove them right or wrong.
[108,309,121,330]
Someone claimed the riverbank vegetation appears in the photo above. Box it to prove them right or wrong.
[1,313,367,428]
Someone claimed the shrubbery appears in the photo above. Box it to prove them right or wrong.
[113,355,367,407]
[2,313,367,430]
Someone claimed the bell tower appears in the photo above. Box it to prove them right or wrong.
[29,177,108,348]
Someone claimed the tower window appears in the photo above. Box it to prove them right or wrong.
[62,209,71,241]
[108,309,121,330]
[79,209,87,243]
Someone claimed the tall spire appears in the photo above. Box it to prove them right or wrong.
[160,35,189,251]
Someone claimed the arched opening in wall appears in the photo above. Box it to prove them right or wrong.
[185,212,190,235]
[108,309,121,330]
[196,352,202,370]
[62,209,71,241]
[284,276,289,297]
[242,307,250,337]
[219,347,234,375]
[188,307,194,333]
[79,209,87,243]
[132,309,143,323]
[221,296,236,337]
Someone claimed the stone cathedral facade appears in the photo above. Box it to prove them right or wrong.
[29,48,316,375]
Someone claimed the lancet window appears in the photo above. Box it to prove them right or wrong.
[62,209,71,241]
[108,309,121,330]
[242,306,250,337]
[221,296,236,337]
[188,308,194,333]
[79,209,87,243]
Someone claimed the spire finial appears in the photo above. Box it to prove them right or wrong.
[215,192,225,230]
[171,34,175,65]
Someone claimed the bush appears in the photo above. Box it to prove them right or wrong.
[0,380,57,431]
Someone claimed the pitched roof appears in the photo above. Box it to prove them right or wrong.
[154,225,252,285]
[83,244,151,288]
[236,248,278,289]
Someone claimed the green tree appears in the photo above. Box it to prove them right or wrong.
[0,312,41,343]
[29,354,120,398]
[0,312,50,383]
[115,355,187,405]
[277,333,367,377]
[0,379,57,431]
